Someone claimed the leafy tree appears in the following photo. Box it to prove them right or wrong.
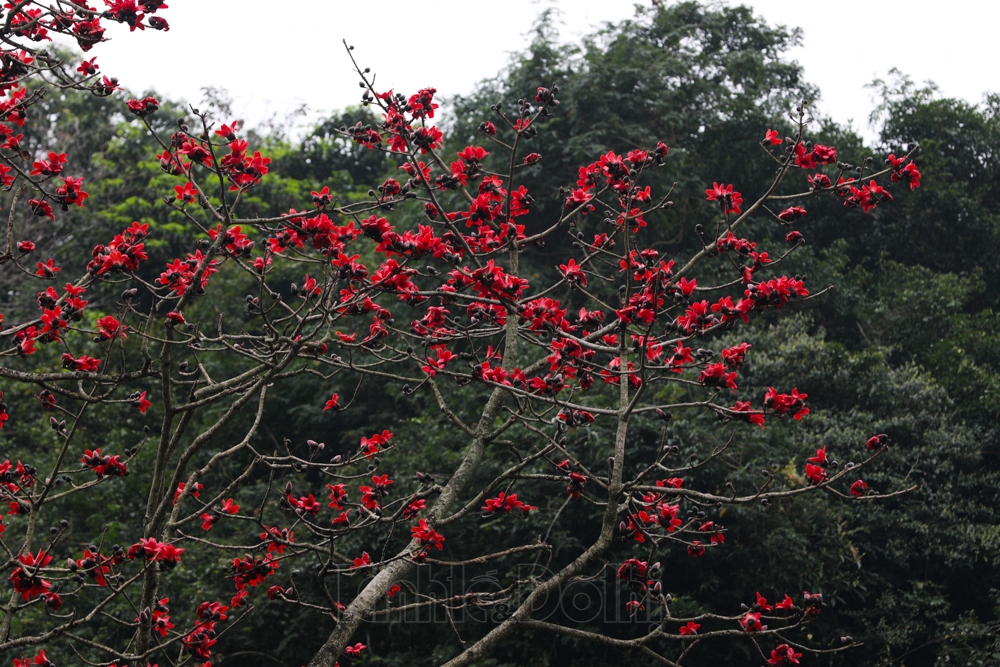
[0,4,922,667]
[443,4,1000,666]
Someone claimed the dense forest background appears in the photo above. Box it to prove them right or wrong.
[2,2,998,665]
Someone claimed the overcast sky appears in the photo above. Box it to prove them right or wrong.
[85,0,998,139]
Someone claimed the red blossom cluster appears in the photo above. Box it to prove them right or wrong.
[0,21,919,666]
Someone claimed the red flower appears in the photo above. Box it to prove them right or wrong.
[457,145,488,163]
[345,642,367,657]
[812,144,837,163]
[126,96,159,117]
[62,353,101,372]
[408,87,438,118]
[14,651,54,667]
[231,554,279,588]
[411,126,443,153]
[558,258,587,286]
[850,480,868,497]
[37,390,56,410]
[896,162,921,189]
[740,611,766,632]
[134,391,152,413]
[482,492,537,515]
[197,600,229,622]
[360,429,392,458]
[421,345,458,376]
[359,474,393,511]
[805,463,827,485]
[323,393,340,411]
[564,188,594,210]
[403,499,426,518]
[678,621,700,635]
[327,483,349,510]
[808,173,832,191]
[677,276,697,296]
[175,481,202,504]
[867,433,890,449]
[156,543,183,567]
[616,558,648,583]
[231,589,249,608]
[35,259,59,277]
[179,139,213,167]
[95,76,120,95]
[260,526,294,554]
[803,591,823,615]
[768,644,803,665]
[844,180,893,213]
[808,446,828,464]
[97,315,126,341]
[150,604,174,637]
[716,231,755,255]
[286,493,321,515]
[557,410,595,427]
[665,342,693,373]
[763,387,809,420]
[216,120,239,141]
[698,363,738,393]
[705,182,743,215]
[77,58,99,75]
[775,594,795,610]
[777,206,806,223]
[56,176,89,208]
[351,552,371,568]
[625,600,645,615]
[174,181,197,203]
[182,623,216,659]
[566,471,586,497]
[794,143,837,169]
[721,343,751,369]
[9,550,53,600]
[764,129,782,145]
[411,519,445,550]
[80,448,127,477]
[30,152,67,176]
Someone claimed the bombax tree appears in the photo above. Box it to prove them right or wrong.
[0,4,922,667]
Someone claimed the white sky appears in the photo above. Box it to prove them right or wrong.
[81,0,998,139]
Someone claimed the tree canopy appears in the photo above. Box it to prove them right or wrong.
[0,2,997,666]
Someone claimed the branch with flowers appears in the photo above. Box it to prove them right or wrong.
[0,8,924,667]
